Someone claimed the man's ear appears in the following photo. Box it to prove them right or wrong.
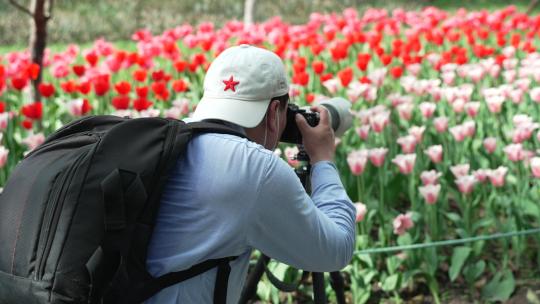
[267,100,280,133]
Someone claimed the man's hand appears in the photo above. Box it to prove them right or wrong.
[295,106,335,164]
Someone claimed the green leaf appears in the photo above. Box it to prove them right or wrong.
[463,260,486,283]
[523,200,540,218]
[481,270,515,302]
[381,274,400,292]
[425,246,439,276]
[449,246,472,282]
[445,212,462,223]
[386,256,402,274]
[397,233,412,246]
[358,253,374,268]
[359,269,377,285]
[472,218,494,232]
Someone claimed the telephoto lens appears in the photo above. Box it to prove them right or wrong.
[280,97,353,144]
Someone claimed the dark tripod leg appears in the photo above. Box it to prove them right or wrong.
[330,271,346,304]
[312,272,326,304]
[238,255,270,304]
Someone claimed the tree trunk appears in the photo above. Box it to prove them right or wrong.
[243,0,256,26]
[527,0,540,15]
[29,0,49,102]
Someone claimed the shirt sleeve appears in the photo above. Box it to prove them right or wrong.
[245,154,356,272]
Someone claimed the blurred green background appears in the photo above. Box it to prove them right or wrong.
[1,0,540,49]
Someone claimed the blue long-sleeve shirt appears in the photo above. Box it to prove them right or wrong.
[146,127,356,303]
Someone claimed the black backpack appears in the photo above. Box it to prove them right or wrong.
[0,115,244,304]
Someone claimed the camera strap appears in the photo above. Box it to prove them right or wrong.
[263,263,310,292]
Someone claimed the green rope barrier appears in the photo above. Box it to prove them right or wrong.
[355,227,540,255]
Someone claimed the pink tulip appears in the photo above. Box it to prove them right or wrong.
[530,157,540,178]
[370,112,390,133]
[503,70,516,83]
[356,125,370,140]
[464,102,481,117]
[407,63,421,77]
[442,71,455,85]
[433,117,448,133]
[393,212,414,235]
[347,150,368,175]
[487,166,508,187]
[449,125,467,142]
[392,154,416,175]
[451,163,470,178]
[511,121,538,143]
[451,98,466,113]
[463,121,476,137]
[515,78,531,91]
[509,89,523,104]
[483,137,497,154]
[503,143,524,162]
[322,78,340,94]
[355,202,367,222]
[420,170,442,185]
[22,133,45,151]
[486,95,505,113]
[368,148,388,167]
[0,146,8,168]
[473,169,490,183]
[284,146,300,167]
[419,102,436,118]
[0,113,9,130]
[408,126,426,143]
[419,184,441,205]
[529,87,540,103]
[455,175,477,195]
[397,103,414,121]
[424,145,443,163]
[513,114,533,126]
[397,135,417,153]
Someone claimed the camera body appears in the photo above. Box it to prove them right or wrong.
[280,97,353,144]
[280,104,319,144]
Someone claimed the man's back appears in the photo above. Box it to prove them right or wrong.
[146,131,356,303]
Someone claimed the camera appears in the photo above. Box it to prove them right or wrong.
[280,97,353,144]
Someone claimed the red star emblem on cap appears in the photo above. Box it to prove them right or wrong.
[223,75,240,92]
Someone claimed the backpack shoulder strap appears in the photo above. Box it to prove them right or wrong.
[188,121,247,139]
[127,257,237,304]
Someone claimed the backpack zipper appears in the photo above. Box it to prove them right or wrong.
[35,152,87,280]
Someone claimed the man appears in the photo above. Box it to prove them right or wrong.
[146,44,356,303]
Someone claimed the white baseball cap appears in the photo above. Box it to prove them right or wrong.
[192,44,290,128]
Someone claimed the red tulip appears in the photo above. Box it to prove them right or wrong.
[38,83,55,98]
[136,86,149,98]
[21,119,33,130]
[11,77,28,91]
[172,79,188,93]
[311,61,325,74]
[78,81,92,95]
[390,66,403,78]
[173,60,188,72]
[133,98,153,111]
[114,81,131,95]
[27,63,40,80]
[72,65,86,77]
[111,95,130,110]
[292,71,309,86]
[21,102,43,120]
[93,77,110,96]
[337,67,353,87]
[133,69,147,82]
